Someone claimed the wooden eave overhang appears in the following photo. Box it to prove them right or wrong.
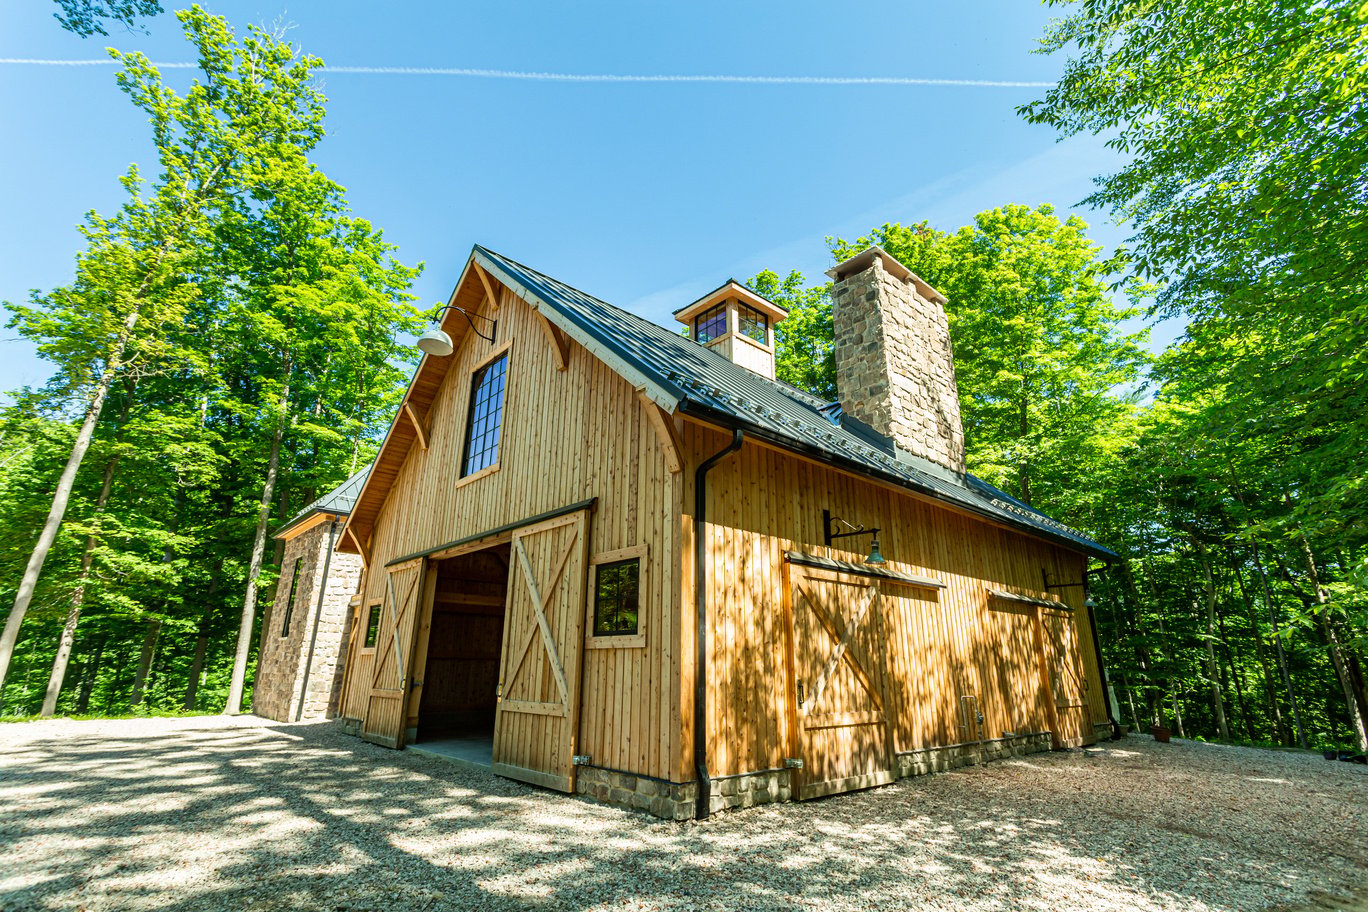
[671,280,790,325]
[275,510,346,543]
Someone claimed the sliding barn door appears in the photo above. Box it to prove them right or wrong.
[785,567,894,800]
[361,559,425,748]
[492,511,589,792]
[1041,607,1091,747]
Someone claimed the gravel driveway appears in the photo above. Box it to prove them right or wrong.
[1,715,1365,911]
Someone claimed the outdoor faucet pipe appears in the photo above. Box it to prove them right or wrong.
[694,427,743,820]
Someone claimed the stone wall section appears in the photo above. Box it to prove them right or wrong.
[831,254,967,474]
[574,766,793,821]
[252,521,362,722]
[574,733,1050,820]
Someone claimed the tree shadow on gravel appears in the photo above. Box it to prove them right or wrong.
[1,721,1365,912]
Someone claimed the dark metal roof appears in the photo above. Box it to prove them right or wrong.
[274,465,372,539]
[472,246,1118,561]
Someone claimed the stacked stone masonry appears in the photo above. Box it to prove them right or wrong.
[831,255,967,474]
[252,521,363,723]
[573,766,793,821]
[573,732,1052,820]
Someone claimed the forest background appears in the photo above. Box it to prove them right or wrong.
[1,0,1364,753]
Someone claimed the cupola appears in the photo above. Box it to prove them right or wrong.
[674,280,789,379]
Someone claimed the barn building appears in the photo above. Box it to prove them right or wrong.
[330,244,1119,819]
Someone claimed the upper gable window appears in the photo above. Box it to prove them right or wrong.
[462,353,508,477]
[738,303,768,344]
[694,304,727,344]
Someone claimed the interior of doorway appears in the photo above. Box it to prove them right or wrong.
[414,543,511,768]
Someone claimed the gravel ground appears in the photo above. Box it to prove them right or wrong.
[1,715,1365,912]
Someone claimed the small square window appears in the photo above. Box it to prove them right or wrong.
[738,303,768,344]
[364,602,382,649]
[593,559,640,637]
[694,304,727,344]
[280,557,304,637]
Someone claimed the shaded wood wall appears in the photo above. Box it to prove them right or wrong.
[679,421,1108,779]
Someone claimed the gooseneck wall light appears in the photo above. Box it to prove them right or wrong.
[415,303,499,357]
[823,509,886,566]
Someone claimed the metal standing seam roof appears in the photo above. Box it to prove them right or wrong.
[471,246,1117,561]
[274,464,372,539]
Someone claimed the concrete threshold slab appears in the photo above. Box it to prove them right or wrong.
[408,736,494,774]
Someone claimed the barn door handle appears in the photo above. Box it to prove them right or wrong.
[796,680,805,705]
[496,681,503,701]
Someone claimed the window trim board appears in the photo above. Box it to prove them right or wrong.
[458,340,514,480]
[585,543,648,649]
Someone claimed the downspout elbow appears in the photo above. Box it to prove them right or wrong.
[694,428,743,820]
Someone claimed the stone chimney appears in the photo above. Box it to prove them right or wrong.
[675,280,789,380]
[826,246,966,475]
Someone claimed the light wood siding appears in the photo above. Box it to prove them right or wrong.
[681,422,1108,780]
[338,284,682,780]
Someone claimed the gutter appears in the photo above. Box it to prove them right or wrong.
[296,518,340,722]
[676,397,1117,563]
[694,428,744,820]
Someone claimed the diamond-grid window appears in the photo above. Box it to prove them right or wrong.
[461,353,508,477]
[593,558,640,637]
[694,304,727,344]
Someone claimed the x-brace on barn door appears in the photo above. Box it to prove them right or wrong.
[491,510,589,792]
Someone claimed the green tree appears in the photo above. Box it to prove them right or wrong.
[0,7,420,712]
[1022,0,1368,750]
[749,270,836,399]
[832,206,1151,511]
[53,0,162,36]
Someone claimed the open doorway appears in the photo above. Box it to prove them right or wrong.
[414,543,511,767]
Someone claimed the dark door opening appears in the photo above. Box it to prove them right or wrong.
[416,544,510,762]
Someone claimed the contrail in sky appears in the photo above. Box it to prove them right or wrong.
[0,58,1053,87]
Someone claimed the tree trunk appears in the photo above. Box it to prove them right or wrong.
[0,309,139,692]
[1212,586,1257,742]
[225,369,292,714]
[39,452,120,717]
[129,618,161,708]
[1228,547,1288,744]
[1292,535,1368,750]
[1252,545,1308,748]
[1193,543,1230,741]
[74,634,104,714]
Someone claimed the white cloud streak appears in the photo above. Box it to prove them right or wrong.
[0,58,1053,87]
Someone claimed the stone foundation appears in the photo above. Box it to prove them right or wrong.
[575,734,1051,819]
[573,766,793,821]
[895,731,1053,778]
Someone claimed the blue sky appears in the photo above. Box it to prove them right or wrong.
[0,1,1175,399]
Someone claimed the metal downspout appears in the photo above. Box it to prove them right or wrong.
[694,428,743,820]
[296,519,340,723]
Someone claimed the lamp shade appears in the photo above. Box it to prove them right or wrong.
[416,326,454,357]
[865,537,886,565]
